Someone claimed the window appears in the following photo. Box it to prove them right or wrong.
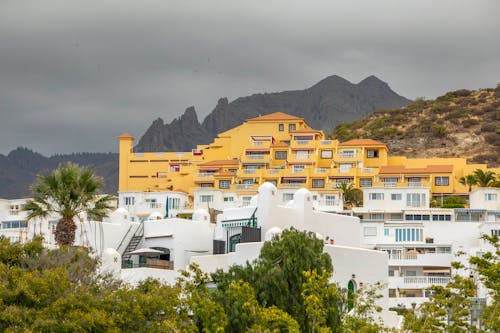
[383,177,398,187]
[339,163,352,172]
[390,213,403,220]
[242,197,252,207]
[363,227,377,236]
[283,193,294,202]
[407,177,421,186]
[242,179,254,185]
[200,183,214,188]
[295,150,309,159]
[219,180,231,189]
[312,179,325,188]
[435,176,449,186]
[275,151,287,160]
[340,150,355,158]
[223,196,234,202]
[1,220,27,229]
[367,149,379,158]
[391,193,402,200]
[124,196,135,206]
[293,165,305,173]
[200,195,213,203]
[370,213,384,220]
[278,123,284,131]
[325,195,338,206]
[432,214,452,221]
[388,288,396,297]
[359,178,372,187]
[491,229,500,237]
[485,193,497,201]
[405,270,417,277]
[168,197,180,210]
[406,193,426,207]
[369,193,384,200]
[395,228,423,242]
[321,150,333,158]
[288,123,296,132]
[384,228,389,236]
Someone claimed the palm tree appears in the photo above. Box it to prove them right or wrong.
[459,174,477,192]
[23,163,115,246]
[338,182,363,208]
[472,169,497,187]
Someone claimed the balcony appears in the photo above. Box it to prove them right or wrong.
[197,172,215,178]
[389,276,450,289]
[280,183,305,189]
[388,252,453,267]
[235,184,256,190]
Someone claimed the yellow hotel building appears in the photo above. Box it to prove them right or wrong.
[119,112,498,200]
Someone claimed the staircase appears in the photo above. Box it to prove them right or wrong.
[118,223,144,264]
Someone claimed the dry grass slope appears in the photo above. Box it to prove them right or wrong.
[330,85,500,167]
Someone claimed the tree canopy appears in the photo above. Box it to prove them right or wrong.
[23,163,115,246]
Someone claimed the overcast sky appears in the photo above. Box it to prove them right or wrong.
[1,0,499,155]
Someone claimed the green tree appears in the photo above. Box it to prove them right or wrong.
[23,162,115,246]
[459,174,477,192]
[338,183,363,208]
[472,169,497,187]
[213,228,333,331]
[469,234,500,332]
[441,196,467,208]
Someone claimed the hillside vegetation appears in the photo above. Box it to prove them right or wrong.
[330,85,500,166]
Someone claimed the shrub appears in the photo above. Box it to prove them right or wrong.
[432,125,446,137]
[462,119,479,128]
[481,124,496,132]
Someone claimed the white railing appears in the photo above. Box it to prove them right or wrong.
[362,168,374,173]
[244,169,257,174]
[197,173,214,178]
[246,154,264,159]
[235,184,254,189]
[267,169,280,174]
[384,182,397,188]
[295,140,311,145]
[389,253,418,260]
[292,168,305,174]
[253,141,263,146]
[320,140,332,145]
[408,182,424,188]
[147,202,163,209]
[315,168,327,173]
[404,276,450,285]
[281,183,304,188]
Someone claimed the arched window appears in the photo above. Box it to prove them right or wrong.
[347,279,357,311]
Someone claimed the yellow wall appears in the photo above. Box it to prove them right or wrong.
[118,113,499,198]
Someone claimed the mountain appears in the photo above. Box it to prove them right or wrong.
[135,75,411,152]
[0,148,117,199]
[330,86,500,166]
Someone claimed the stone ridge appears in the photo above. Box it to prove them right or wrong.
[134,75,411,152]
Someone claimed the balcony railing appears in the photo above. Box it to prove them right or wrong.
[320,140,332,145]
[295,140,311,145]
[280,183,304,189]
[246,154,265,159]
[197,173,215,178]
[267,169,280,174]
[235,184,255,189]
[243,169,257,174]
[315,168,327,173]
[389,253,418,260]
[403,276,450,285]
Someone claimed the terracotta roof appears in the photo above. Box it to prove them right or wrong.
[198,159,239,167]
[339,139,386,146]
[247,112,303,122]
[117,133,134,139]
[380,165,454,175]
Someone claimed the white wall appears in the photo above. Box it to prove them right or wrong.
[363,188,430,210]
[470,188,500,211]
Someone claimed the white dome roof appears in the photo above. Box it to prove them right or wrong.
[192,209,210,221]
[265,227,282,241]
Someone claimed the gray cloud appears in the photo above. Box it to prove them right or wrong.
[1,0,499,155]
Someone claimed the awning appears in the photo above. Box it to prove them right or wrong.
[423,268,451,273]
[454,209,486,213]
[127,248,163,256]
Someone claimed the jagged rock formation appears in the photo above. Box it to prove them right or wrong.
[135,75,411,152]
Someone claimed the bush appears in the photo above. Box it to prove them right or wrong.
[462,119,479,128]
[442,203,465,208]
[481,124,496,132]
[432,125,446,137]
